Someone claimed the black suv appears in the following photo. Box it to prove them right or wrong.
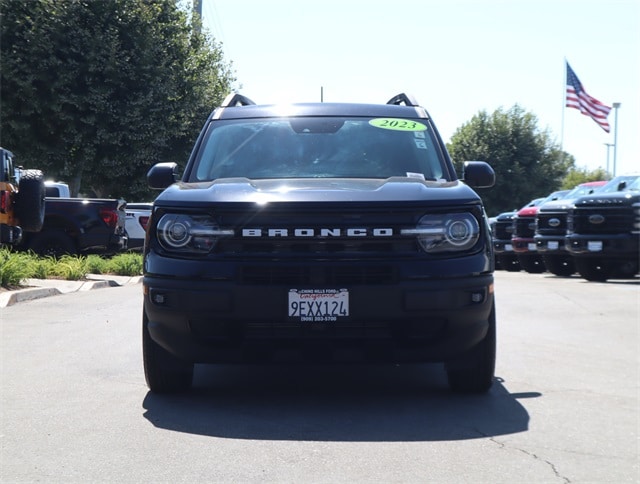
[143,93,496,394]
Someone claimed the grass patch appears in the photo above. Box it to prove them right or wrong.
[0,248,143,288]
[0,249,36,287]
[50,255,88,280]
[85,255,107,274]
[106,253,144,276]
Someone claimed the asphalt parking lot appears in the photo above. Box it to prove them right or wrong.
[1,271,638,482]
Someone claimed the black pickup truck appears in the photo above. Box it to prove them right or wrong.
[566,175,640,281]
[142,92,496,394]
[20,183,127,257]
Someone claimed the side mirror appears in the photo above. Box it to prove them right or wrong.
[147,162,180,190]
[462,161,495,188]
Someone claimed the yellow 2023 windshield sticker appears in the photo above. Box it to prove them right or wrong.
[369,118,427,131]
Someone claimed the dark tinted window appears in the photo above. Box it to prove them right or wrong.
[192,117,445,181]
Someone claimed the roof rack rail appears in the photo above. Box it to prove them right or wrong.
[386,93,419,107]
[220,93,256,107]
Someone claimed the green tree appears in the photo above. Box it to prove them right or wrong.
[561,166,610,189]
[0,0,235,199]
[447,105,574,215]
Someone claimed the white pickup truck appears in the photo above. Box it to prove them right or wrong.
[124,202,152,250]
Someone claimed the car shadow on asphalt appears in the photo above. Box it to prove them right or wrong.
[142,363,535,442]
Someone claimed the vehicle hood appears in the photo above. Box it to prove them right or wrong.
[516,206,539,217]
[538,198,577,212]
[574,191,640,208]
[495,211,516,221]
[153,177,482,206]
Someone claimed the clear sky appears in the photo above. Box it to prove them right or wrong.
[200,0,639,177]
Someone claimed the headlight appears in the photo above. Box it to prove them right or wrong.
[156,213,232,253]
[402,213,480,253]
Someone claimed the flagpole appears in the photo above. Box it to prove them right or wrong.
[612,102,621,176]
[560,58,566,153]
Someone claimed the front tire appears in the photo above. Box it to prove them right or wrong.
[143,311,194,393]
[518,254,546,273]
[498,254,520,272]
[445,299,496,393]
[543,254,575,277]
[611,260,639,279]
[575,258,611,282]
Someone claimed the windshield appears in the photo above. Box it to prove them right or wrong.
[190,117,446,182]
[626,177,640,190]
[542,190,570,203]
[564,183,605,198]
[598,175,640,193]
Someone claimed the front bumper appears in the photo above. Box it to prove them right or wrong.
[108,234,128,252]
[534,235,567,255]
[566,233,639,259]
[511,237,537,254]
[493,239,514,255]
[143,271,494,364]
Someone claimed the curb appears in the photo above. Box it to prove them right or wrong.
[0,276,142,308]
[0,287,62,307]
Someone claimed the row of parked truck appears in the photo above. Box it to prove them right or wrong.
[491,174,640,282]
[1,146,150,257]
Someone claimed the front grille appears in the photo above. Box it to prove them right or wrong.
[192,203,485,256]
[493,220,513,240]
[570,207,633,234]
[240,265,396,285]
[536,212,568,236]
[513,216,536,238]
[219,238,413,254]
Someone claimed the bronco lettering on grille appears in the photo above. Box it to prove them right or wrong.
[242,228,394,237]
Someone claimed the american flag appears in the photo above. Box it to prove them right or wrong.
[565,62,612,132]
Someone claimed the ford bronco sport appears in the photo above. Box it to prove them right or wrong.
[142,93,496,394]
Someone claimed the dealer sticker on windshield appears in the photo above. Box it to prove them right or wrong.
[288,289,349,322]
[369,118,427,131]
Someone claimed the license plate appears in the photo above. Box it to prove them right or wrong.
[588,241,603,252]
[528,243,537,251]
[505,244,513,251]
[548,241,559,250]
[288,289,349,322]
